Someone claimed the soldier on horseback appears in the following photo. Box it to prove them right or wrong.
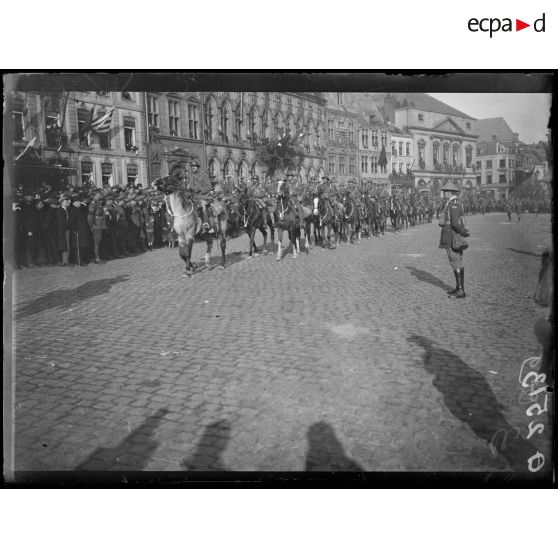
[189,160,214,233]
[284,171,305,225]
[250,174,274,226]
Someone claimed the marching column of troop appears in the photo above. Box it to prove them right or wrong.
[12,182,172,268]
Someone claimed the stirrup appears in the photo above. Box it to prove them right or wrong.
[202,222,210,231]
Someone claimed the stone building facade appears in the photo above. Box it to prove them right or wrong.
[10,90,149,190]
[9,90,327,192]
[146,92,327,187]
[323,93,360,186]
[355,101,390,189]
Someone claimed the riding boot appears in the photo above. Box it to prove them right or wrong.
[447,269,460,295]
[449,268,466,298]
[456,268,466,298]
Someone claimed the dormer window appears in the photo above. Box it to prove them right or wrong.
[418,113,424,122]
[466,122,471,130]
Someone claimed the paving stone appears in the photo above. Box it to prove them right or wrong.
[10,213,553,474]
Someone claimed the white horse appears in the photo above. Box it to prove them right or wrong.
[153,176,228,277]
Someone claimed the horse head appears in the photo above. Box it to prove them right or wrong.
[152,175,179,195]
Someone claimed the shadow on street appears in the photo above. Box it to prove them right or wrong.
[181,420,231,471]
[15,275,130,319]
[405,266,453,292]
[408,334,540,472]
[75,407,168,471]
[305,421,364,472]
[506,248,541,258]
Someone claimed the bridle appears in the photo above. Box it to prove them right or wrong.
[164,191,193,219]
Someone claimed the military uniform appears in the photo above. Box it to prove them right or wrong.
[439,186,468,298]
[190,165,213,230]
[88,193,108,263]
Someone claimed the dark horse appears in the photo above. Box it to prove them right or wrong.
[153,176,228,276]
[237,191,274,258]
[312,191,338,249]
[342,194,361,244]
[274,183,303,259]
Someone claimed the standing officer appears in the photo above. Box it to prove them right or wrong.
[439,184,469,299]
[87,188,108,263]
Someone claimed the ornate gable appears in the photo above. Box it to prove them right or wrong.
[432,118,464,134]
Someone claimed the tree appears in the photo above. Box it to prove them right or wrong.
[254,129,307,180]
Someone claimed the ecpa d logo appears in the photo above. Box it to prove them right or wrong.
[468,13,546,37]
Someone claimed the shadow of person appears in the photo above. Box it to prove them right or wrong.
[506,248,541,258]
[408,334,540,472]
[305,421,364,472]
[181,420,231,471]
[76,407,168,471]
[15,275,130,320]
[405,266,454,292]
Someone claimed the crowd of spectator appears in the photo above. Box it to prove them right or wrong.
[13,182,175,268]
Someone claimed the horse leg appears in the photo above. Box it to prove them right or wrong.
[259,225,268,253]
[205,237,213,266]
[219,220,226,268]
[248,226,254,258]
[276,228,283,261]
[180,237,194,276]
[293,226,301,258]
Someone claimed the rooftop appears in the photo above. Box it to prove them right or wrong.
[369,93,475,121]
[473,117,517,143]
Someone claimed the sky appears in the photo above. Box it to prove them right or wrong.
[429,93,551,144]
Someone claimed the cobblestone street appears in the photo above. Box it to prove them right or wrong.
[9,212,553,474]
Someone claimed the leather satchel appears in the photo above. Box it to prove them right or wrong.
[452,232,469,251]
[452,216,469,251]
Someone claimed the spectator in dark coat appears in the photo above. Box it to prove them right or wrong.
[43,198,60,264]
[69,195,92,265]
[55,194,72,265]
[36,198,57,265]
[19,193,40,266]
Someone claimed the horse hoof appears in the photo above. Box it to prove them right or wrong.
[248,255,253,260]
[181,272,192,278]
[219,265,225,270]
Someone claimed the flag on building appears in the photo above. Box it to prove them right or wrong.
[90,107,115,133]
[15,135,37,161]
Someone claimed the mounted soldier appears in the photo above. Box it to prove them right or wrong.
[188,159,213,232]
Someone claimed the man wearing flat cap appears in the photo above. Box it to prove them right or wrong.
[439,184,469,298]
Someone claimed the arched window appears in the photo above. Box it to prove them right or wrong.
[251,162,262,180]
[209,158,220,182]
[452,143,460,166]
[286,114,295,134]
[249,107,259,140]
[316,122,323,148]
[221,100,232,142]
[433,142,440,165]
[205,97,217,140]
[465,145,473,167]
[224,159,235,182]
[274,111,284,138]
[238,160,249,182]
[443,142,450,165]
[306,120,314,151]
[261,109,269,139]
